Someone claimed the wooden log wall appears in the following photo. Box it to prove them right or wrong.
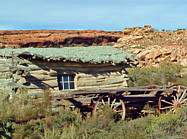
[0,56,129,99]
[76,73,128,90]
[0,57,12,91]
[15,60,129,94]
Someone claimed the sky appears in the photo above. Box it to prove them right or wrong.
[0,0,187,30]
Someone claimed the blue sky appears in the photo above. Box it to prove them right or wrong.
[0,0,187,30]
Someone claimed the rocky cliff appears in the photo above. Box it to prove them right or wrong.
[114,25,187,67]
[0,30,123,48]
[114,25,187,48]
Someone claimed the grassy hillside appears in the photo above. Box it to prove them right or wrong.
[0,89,187,139]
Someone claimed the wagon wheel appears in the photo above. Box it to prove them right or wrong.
[92,96,126,120]
[158,86,187,113]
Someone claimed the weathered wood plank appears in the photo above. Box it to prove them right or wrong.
[77,79,124,87]
[0,59,11,64]
[0,67,10,72]
[77,83,123,90]
[30,60,116,68]
[25,75,56,81]
[27,64,50,71]
[0,72,11,79]
[77,74,127,87]
[30,70,51,75]
[49,87,169,98]
[24,80,58,89]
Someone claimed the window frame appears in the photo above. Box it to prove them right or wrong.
[57,73,75,90]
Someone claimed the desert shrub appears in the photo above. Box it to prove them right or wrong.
[2,89,187,139]
[128,62,182,86]
[175,73,187,86]
[10,107,187,139]
[0,119,14,139]
[0,90,52,139]
[75,106,116,139]
[0,89,53,123]
[0,94,46,122]
[43,126,77,139]
[149,113,183,138]
[13,120,44,139]
[43,129,63,139]
[52,109,81,128]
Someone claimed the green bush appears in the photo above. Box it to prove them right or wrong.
[4,105,187,139]
[0,120,14,139]
[52,109,81,128]
[13,120,44,139]
[2,89,187,139]
[128,62,183,86]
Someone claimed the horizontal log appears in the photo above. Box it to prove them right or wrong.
[77,80,124,87]
[123,94,156,98]
[0,59,11,64]
[77,83,123,90]
[30,60,116,68]
[122,96,157,102]
[51,85,180,99]
[27,62,124,72]
[0,63,10,67]
[30,70,51,75]
[24,84,55,89]
[24,80,58,89]
[0,79,12,83]
[55,67,123,73]
[77,73,126,78]
[0,67,9,72]
[77,75,127,81]
[28,64,50,71]
[0,73,11,79]
[77,75,126,87]
[25,75,56,81]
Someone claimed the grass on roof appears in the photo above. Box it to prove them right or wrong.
[0,46,134,64]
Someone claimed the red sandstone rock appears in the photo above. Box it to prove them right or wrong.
[0,30,123,48]
[114,25,187,67]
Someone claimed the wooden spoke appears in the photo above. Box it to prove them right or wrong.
[181,98,187,104]
[173,95,177,102]
[101,99,105,105]
[168,108,175,113]
[108,97,110,106]
[176,94,179,101]
[179,89,187,102]
[92,96,126,120]
[161,99,173,105]
[177,86,181,94]
[111,99,116,108]
[158,86,187,113]
[121,100,126,120]
[159,106,173,110]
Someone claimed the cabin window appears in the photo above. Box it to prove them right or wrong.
[57,74,75,90]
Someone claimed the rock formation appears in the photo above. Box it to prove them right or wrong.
[114,25,187,67]
[0,30,123,48]
[114,25,187,48]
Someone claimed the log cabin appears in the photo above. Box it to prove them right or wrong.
[0,46,135,95]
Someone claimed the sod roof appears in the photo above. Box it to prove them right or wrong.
[0,46,134,64]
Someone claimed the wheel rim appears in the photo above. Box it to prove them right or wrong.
[159,86,187,113]
[92,96,126,120]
